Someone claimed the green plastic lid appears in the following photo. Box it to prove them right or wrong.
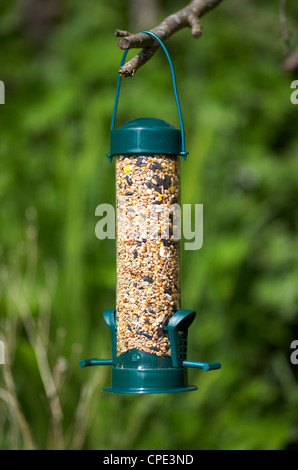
[109,117,182,156]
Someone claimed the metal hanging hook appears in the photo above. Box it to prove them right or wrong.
[107,30,188,161]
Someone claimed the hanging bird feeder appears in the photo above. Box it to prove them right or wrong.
[80,31,221,394]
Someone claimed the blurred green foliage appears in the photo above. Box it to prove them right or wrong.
[0,0,298,450]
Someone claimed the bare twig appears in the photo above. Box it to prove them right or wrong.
[188,13,202,38]
[115,29,132,38]
[117,45,159,78]
[116,0,223,77]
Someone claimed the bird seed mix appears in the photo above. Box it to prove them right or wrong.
[116,154,181,358]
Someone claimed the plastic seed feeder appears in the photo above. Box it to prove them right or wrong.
[80,31,221,394]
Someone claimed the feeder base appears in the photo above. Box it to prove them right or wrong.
[102,366,197,395]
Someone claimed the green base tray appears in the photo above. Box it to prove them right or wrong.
[101,366,197,395]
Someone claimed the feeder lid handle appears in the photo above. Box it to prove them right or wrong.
[107,30,188,161]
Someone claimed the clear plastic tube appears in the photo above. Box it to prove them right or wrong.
[116,153,181,358]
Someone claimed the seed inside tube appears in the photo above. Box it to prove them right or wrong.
[116,154,181,358]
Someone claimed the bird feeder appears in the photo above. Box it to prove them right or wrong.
[80,31,221,394]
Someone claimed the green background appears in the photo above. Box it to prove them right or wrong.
[0,0,298,450]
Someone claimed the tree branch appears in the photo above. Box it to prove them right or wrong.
[115,0,224,77]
